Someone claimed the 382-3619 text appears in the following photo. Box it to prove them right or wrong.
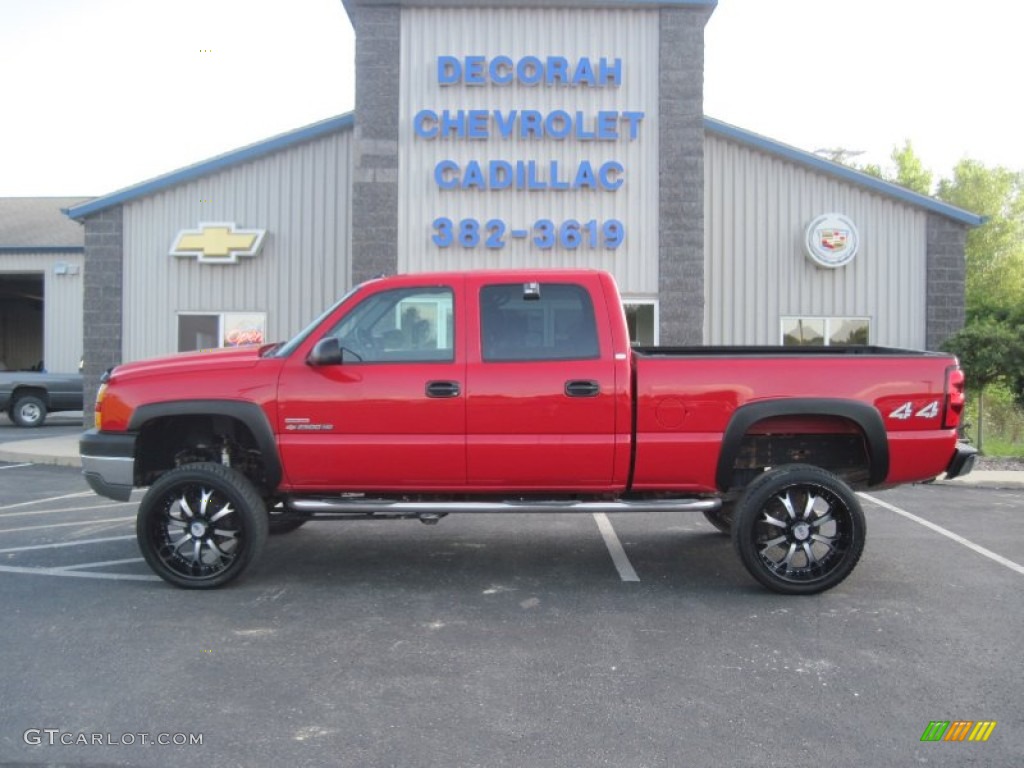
[432,217,624,250]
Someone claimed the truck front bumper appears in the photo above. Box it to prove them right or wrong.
[944,441,978,480]
[80,429,137,501]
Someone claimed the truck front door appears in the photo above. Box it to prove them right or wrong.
[277,279,465,490]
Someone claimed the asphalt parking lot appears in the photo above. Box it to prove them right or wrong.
[0,461,1021,768]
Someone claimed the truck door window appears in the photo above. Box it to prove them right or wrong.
[325,286,454,362]
[480,283,599,361]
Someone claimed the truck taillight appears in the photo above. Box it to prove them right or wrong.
[943,366,966,429]
[94,382,107,430]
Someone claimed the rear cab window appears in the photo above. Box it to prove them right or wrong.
[480,282,599,362]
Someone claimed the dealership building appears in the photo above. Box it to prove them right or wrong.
[1,0,982,411]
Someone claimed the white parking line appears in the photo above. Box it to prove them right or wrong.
[0,536,156,582]
[859,492,1024,576]
[0,491,95,511]
[593,512,640,582]
[0,501,133,519]
[0,517,134,534]
[0,535,136,554]
[58,557,146,571]
[0,563,159,581]
[0,463,33,470]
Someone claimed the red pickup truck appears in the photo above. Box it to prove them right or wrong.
[80,270,976,593]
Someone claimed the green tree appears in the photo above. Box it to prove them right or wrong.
[854,139,933,195]
[890,140,933,195]
[942,320,1024,450]
[937,160,1024,318]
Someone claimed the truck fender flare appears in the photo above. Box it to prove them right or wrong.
[715,398,889,491]
[128,400,282,488]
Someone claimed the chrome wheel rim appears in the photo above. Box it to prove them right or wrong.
[752,482,854,584]
[18,402,42,424]
[148,483,243,581]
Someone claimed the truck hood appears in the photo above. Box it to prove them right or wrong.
[110,345,269,381]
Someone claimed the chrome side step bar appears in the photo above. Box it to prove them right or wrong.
[287,497,721,516]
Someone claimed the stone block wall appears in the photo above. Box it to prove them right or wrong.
[81,206,123,421]
[925,213,968,351]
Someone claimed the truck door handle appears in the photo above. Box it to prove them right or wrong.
[564,380,600,398]
[425,380,461,398]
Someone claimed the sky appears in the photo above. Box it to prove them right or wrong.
[1,0,1022,198]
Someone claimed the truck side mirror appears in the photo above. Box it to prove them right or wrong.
[308,337,343,366]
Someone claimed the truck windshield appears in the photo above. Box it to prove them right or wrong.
[263,284,365,359]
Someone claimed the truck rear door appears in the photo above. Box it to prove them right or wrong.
[464,275,619,490]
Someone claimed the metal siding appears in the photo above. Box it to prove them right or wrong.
[704,133,928,348]
[0,252,83,372]
[398,7,659,293]
[122,130,352,362]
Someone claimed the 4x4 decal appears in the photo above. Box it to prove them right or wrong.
[889,400,939,420]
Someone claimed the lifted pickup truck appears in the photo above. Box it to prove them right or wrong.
[80,270,976,593]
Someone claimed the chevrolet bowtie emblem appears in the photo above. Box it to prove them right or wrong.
[170,222,267,264]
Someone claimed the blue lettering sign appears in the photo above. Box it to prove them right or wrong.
[546,56,569,85]
[466,110,489,139]
[413,110,438,139]
[545,111,572,140]
[464,55,486,85]
[622,111,644,140]
[435,160,459,190]
[490,55,514,84]
[437,56,460,85]
[598,161,624,190]
[517,56,543,86]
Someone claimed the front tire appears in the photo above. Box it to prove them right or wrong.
[11,394,47,427]
[137,463,268,589]
[731,465,865,595]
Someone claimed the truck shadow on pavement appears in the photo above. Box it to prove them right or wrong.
[252,518,755,596]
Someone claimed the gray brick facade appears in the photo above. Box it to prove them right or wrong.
[349,4,401,284]
[925,212,968,350]
[658,6,713,345]
[81,206,124,421]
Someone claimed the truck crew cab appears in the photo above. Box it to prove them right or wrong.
[81,270,976,593]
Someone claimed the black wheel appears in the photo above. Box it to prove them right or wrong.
[137,463,268,589]
[703,503,734,534]
[11,394,46,427]
[267,503,308,535]
[731,465,865,595]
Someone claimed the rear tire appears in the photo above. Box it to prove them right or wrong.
[11,394,47,428]
[137,462,268,589]
[731,464,865,595]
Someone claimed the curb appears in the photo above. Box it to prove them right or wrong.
[934,477,1024,491]
[0,448,82,469]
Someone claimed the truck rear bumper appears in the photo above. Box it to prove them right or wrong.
[944,442,978,480]
[80,429,136,502]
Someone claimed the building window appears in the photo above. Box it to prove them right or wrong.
[623,300,658,345]
[177,312,267,352]
[781,317,870,347]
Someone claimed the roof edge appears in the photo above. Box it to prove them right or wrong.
[65,113,355,220]
[704,116,985,227]
[344,0,715,12]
